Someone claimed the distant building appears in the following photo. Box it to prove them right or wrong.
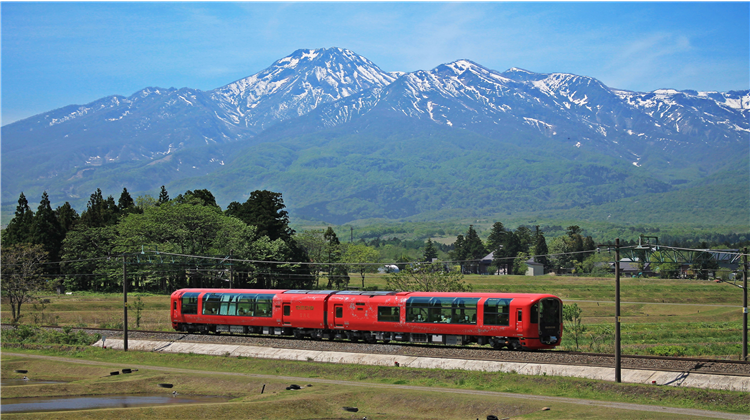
[525,258,544,276]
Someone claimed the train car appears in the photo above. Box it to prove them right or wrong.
[170,288,563,350]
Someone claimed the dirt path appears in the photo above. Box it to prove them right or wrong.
[3,352,746,420]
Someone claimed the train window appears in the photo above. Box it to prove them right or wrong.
[283,305,290,316]
[530,303,539,324]
[219,294,235,316]
[452,298,479,324]
[517,309,523,323]
[335,306,343,318]
[173,301,177,311]
[203,293,222,315]
[181,293,199,315]
[237,294,255,316]
[255,295,274,317]
[406,297,430,323]
[377,306,400,322]
[427,297,452,323]
[540,299,560,325]
[483,298,512,326]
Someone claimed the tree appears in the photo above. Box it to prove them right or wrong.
[1,243,48,323]
[55,202,80,234]
[158,185,170,205]
[32,191,64,264]
[386,264,471,292]
[515,225,532,254]
[323,227,349,289]
[531,226,550,272]
[423,238,438,262]
[175,189,219,208]
[2,192,35,245]
[61,226,118,292]
[79,189,120,228]
[486,222,506,254]
[499,231,522,274]
[296,229,327,288]
[226,190,293,242]
[453,225,486,274]
[562,303,586,351]
[118,188,136,211]
[342,243,380,288]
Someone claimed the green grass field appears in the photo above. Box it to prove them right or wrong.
[2,274,746,358]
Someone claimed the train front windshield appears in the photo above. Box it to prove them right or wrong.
[538,298,561,345]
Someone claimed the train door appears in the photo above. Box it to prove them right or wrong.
[515,309,523,335]
[538,298,562,345]
[334,304,344,328]
[282,303,291,326]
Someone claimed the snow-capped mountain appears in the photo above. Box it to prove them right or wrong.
[209,47,399,133]
[2,47,747,223]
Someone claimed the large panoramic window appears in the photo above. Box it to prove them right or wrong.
[483,298,512,326]
[181,293,199,315]
[406,297,479,324]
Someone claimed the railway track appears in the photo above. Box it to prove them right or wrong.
[11,325,750,377]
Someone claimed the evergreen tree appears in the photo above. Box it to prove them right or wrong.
[158,185,170,205]
[226,190,293,242]
[323,227,348,288]
[501,231,522,274]
[463,225,487,274]
[423,238,439,262]
[450,234,467,272]
[531,225,549,272]
[486,222,506,254]
[118,188,136,211]
[515,225,532,254]
[32,191,64,263]
[55,202,80,234]
[2,192,34,245]
[79,189,120,228]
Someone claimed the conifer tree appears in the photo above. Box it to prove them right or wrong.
[423,238,438,262]
[532,225,549,272]
[118,187,136,211]
[55,202,80,234]
[158,185,170,205]
[2,192,34,245]
[79,188,120,228]
[32,191,64,263]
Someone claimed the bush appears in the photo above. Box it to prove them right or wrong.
[1,325,100,346]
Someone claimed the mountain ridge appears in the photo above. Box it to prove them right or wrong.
[2,47,748,225]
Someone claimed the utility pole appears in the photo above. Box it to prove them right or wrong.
[123,254,128,352]
[614,238,621,382]
[598,238,622,383]
[743,247,747,361]
[230,250,234,289]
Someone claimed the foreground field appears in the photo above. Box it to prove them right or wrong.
[2,347,749,419]
[1,274,746,358]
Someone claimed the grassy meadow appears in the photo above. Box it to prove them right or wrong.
[1,273,746,358]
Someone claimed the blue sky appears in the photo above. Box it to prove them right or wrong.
[2,2,748,125]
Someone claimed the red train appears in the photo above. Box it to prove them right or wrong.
[170,289,563,350]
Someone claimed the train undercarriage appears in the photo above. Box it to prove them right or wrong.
[176,323,531,350]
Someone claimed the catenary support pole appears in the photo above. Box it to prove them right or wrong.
[743,247,747,361]
[123,255,128,352]
[615,238,621,383]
